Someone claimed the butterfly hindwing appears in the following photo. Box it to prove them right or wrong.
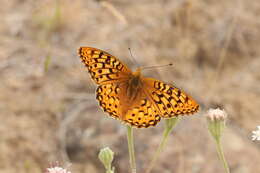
[78,47,132,84]
[143,78,199,118]
[124,97,161,128]
[96,83,121,120]
[96,82,161,128]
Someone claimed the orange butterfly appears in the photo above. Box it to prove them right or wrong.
[78,47,199,128]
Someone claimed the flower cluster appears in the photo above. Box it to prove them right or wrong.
[206,108,227,122]
[45,166,71,173]
[252,126,260,141]
[205,108,227,141]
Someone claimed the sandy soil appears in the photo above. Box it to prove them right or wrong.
[1,0,260,173]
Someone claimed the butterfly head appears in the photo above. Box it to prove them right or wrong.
[133,67,142,76]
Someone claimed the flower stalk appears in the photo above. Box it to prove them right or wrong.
[127,125,137,173]
[206,108,230,173]
[215,139,230,173]
[146,117,180,173]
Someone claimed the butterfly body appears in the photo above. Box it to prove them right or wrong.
[126,68,143,102]
[78,47,199,128]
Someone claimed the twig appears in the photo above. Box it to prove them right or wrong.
[100,1,128,25]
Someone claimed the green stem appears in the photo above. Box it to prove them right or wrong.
[126,125,136,173]
[106,164,112,173]
[106,169,114,173]
[54,0,61,23]
[145,128,171,173]
[215,139,230,173]
[146,118,180,173]
[44,53,51,73]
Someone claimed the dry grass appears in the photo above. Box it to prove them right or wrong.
[1,0,260,172]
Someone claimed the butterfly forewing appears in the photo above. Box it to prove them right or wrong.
[78,47,132,84]
[143,78,199,118]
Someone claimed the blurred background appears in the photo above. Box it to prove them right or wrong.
[1,0,260,172]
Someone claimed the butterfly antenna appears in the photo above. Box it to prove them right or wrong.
[141,63,173,71]
[128,47,140,67]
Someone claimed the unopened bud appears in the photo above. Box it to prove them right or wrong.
[98,147,114,172]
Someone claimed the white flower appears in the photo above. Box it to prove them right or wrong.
[206,108,227,121]
[252,126,260,141]
[205,108,227,141]
[46,167,71,173]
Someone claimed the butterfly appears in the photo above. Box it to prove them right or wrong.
[78,47,199,128]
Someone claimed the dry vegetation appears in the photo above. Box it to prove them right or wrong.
[1,0,260,173]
